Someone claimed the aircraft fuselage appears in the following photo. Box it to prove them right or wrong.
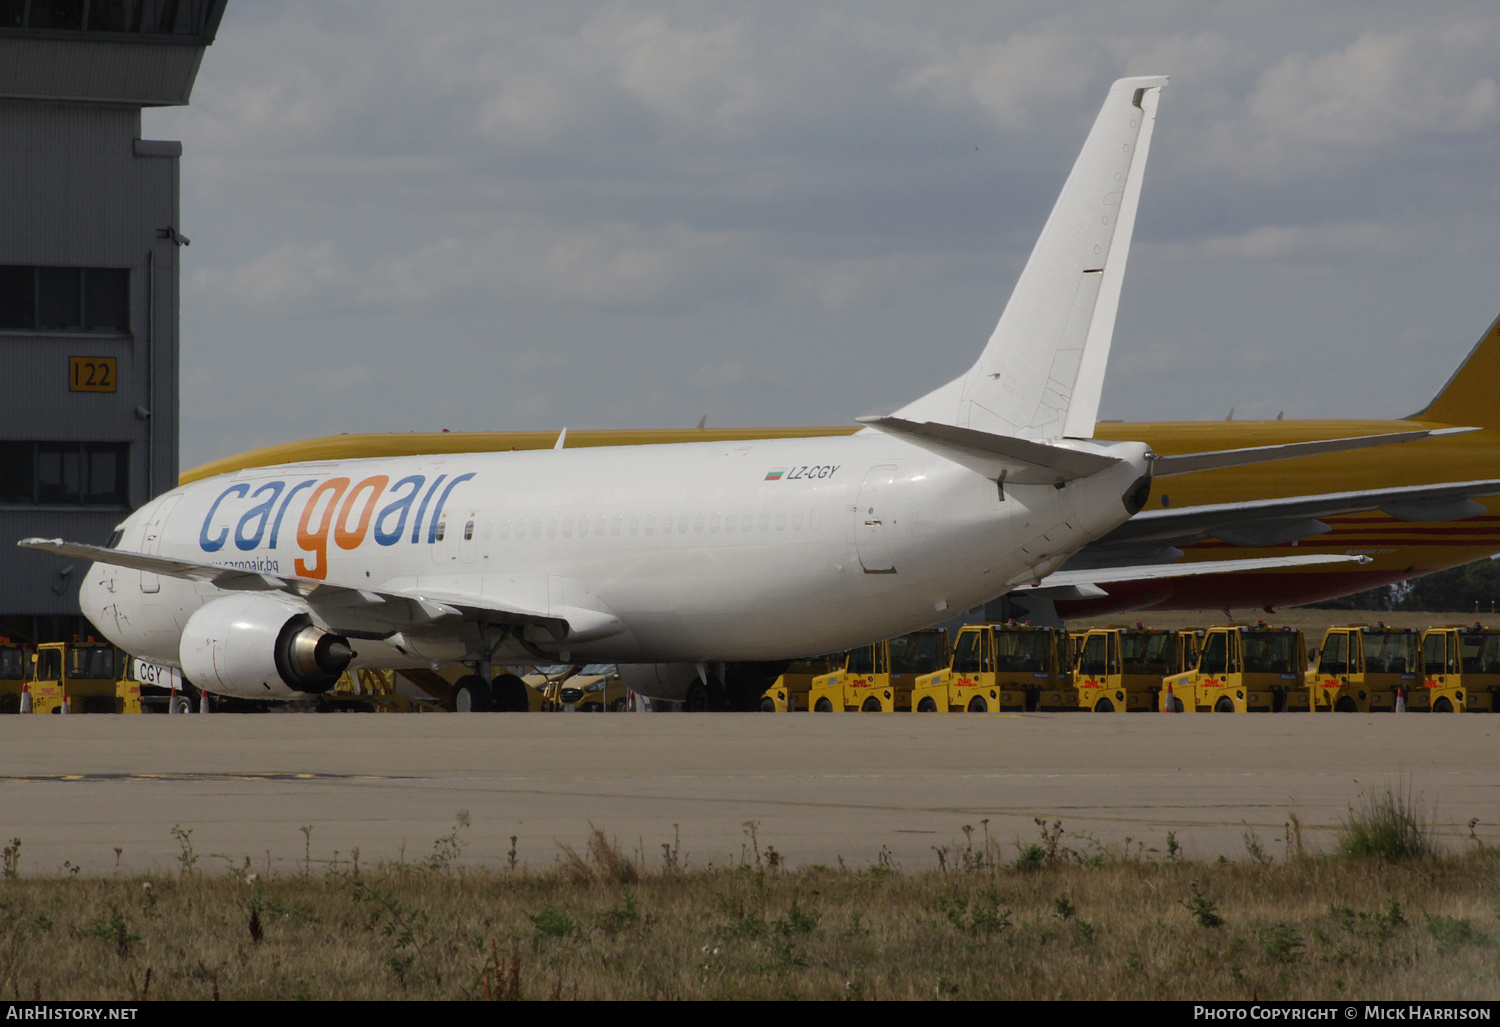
[84,434,1149,689]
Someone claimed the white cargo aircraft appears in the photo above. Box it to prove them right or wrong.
[20,78,1457,709]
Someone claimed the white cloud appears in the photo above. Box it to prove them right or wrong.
[1195,27,1500,179]
[899,30,1096,130]
[778,252,961,312]
[188,241,351,307]
[188,220,767,313]
[1143,222,1402,264]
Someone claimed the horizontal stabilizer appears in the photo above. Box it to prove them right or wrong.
[1151,427,1475,477]
[1014,552,1371,598]
[856,416,1120,484]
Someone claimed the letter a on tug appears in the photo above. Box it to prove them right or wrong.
[19,77,1443,707]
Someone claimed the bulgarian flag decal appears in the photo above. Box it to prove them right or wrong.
[765,468,786,481]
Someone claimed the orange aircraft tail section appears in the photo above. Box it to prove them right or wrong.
[1410,310,1500,426]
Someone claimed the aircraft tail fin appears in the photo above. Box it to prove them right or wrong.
[1410,310,1500,427]
[893,76,1167,441]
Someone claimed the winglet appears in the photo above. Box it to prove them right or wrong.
[1410,309,1500,427]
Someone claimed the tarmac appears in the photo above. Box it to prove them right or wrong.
[0,711,1496,876]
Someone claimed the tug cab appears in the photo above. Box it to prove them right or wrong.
[806,629,950,712]
[1073,625,1201,712]
[27,639,139,714]
[1306,625,1422,713]
[911,623,1074,713]
[1161,623,1304,713]
[1413,627,1476,713]
[760,653,849,712]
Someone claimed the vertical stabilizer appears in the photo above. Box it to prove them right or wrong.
[1410,310,1500,427]
[893,76,1166,440]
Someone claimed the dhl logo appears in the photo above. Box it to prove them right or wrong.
[198,472,476,580]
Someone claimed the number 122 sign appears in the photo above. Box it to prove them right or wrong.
[69,356,117,392]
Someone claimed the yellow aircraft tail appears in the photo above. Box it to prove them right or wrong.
[1411,310,1500,426]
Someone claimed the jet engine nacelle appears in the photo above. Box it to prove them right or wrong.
[616,663,701,702]
[179,594,354,699]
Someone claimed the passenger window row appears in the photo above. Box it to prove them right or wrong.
[474,509,816,541]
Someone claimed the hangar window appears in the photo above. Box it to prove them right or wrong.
[0,441,128,506]
[0,266,128,332]
[0,0,220,37]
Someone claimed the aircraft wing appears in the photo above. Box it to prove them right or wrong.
[16,538,619,642]
[1015,552,1372,599]
[1150,427,1476,476]
[1068,479,1500,569]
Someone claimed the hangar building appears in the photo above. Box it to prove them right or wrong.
[0,0,227,641]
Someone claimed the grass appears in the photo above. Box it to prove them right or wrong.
[0,822,1497,1000]
[1338,786,1437,861]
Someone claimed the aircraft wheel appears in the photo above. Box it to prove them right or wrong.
[1433,697,1454,713]
[488,673,529,712]
[1334,696,1358,713]
[1094,697,1114,712]
[452,675,493,712]
[759,696,778,712]
[966,696,987,713]
[1214,697,1235,713]
[861,696,883,712]
[814,697,834,712]
[170,695,194,715]
[917,697,938,713]
[685,683,710,712]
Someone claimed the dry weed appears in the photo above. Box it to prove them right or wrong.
[0,824,1496,1000]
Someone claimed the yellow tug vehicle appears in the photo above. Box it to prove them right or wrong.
[0,638,28,714]
[26,639,140,714]
[1419,625,1500,712]
[1072,625,1201,712]
[1414,627,1479,712]
[805,629,950,712]
[911,622,1073,713]
[1160,623,1306,713]
[760,653,849,712]
[1306,624,1421,713]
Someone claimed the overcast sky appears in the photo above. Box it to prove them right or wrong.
[147,1,1500,471]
